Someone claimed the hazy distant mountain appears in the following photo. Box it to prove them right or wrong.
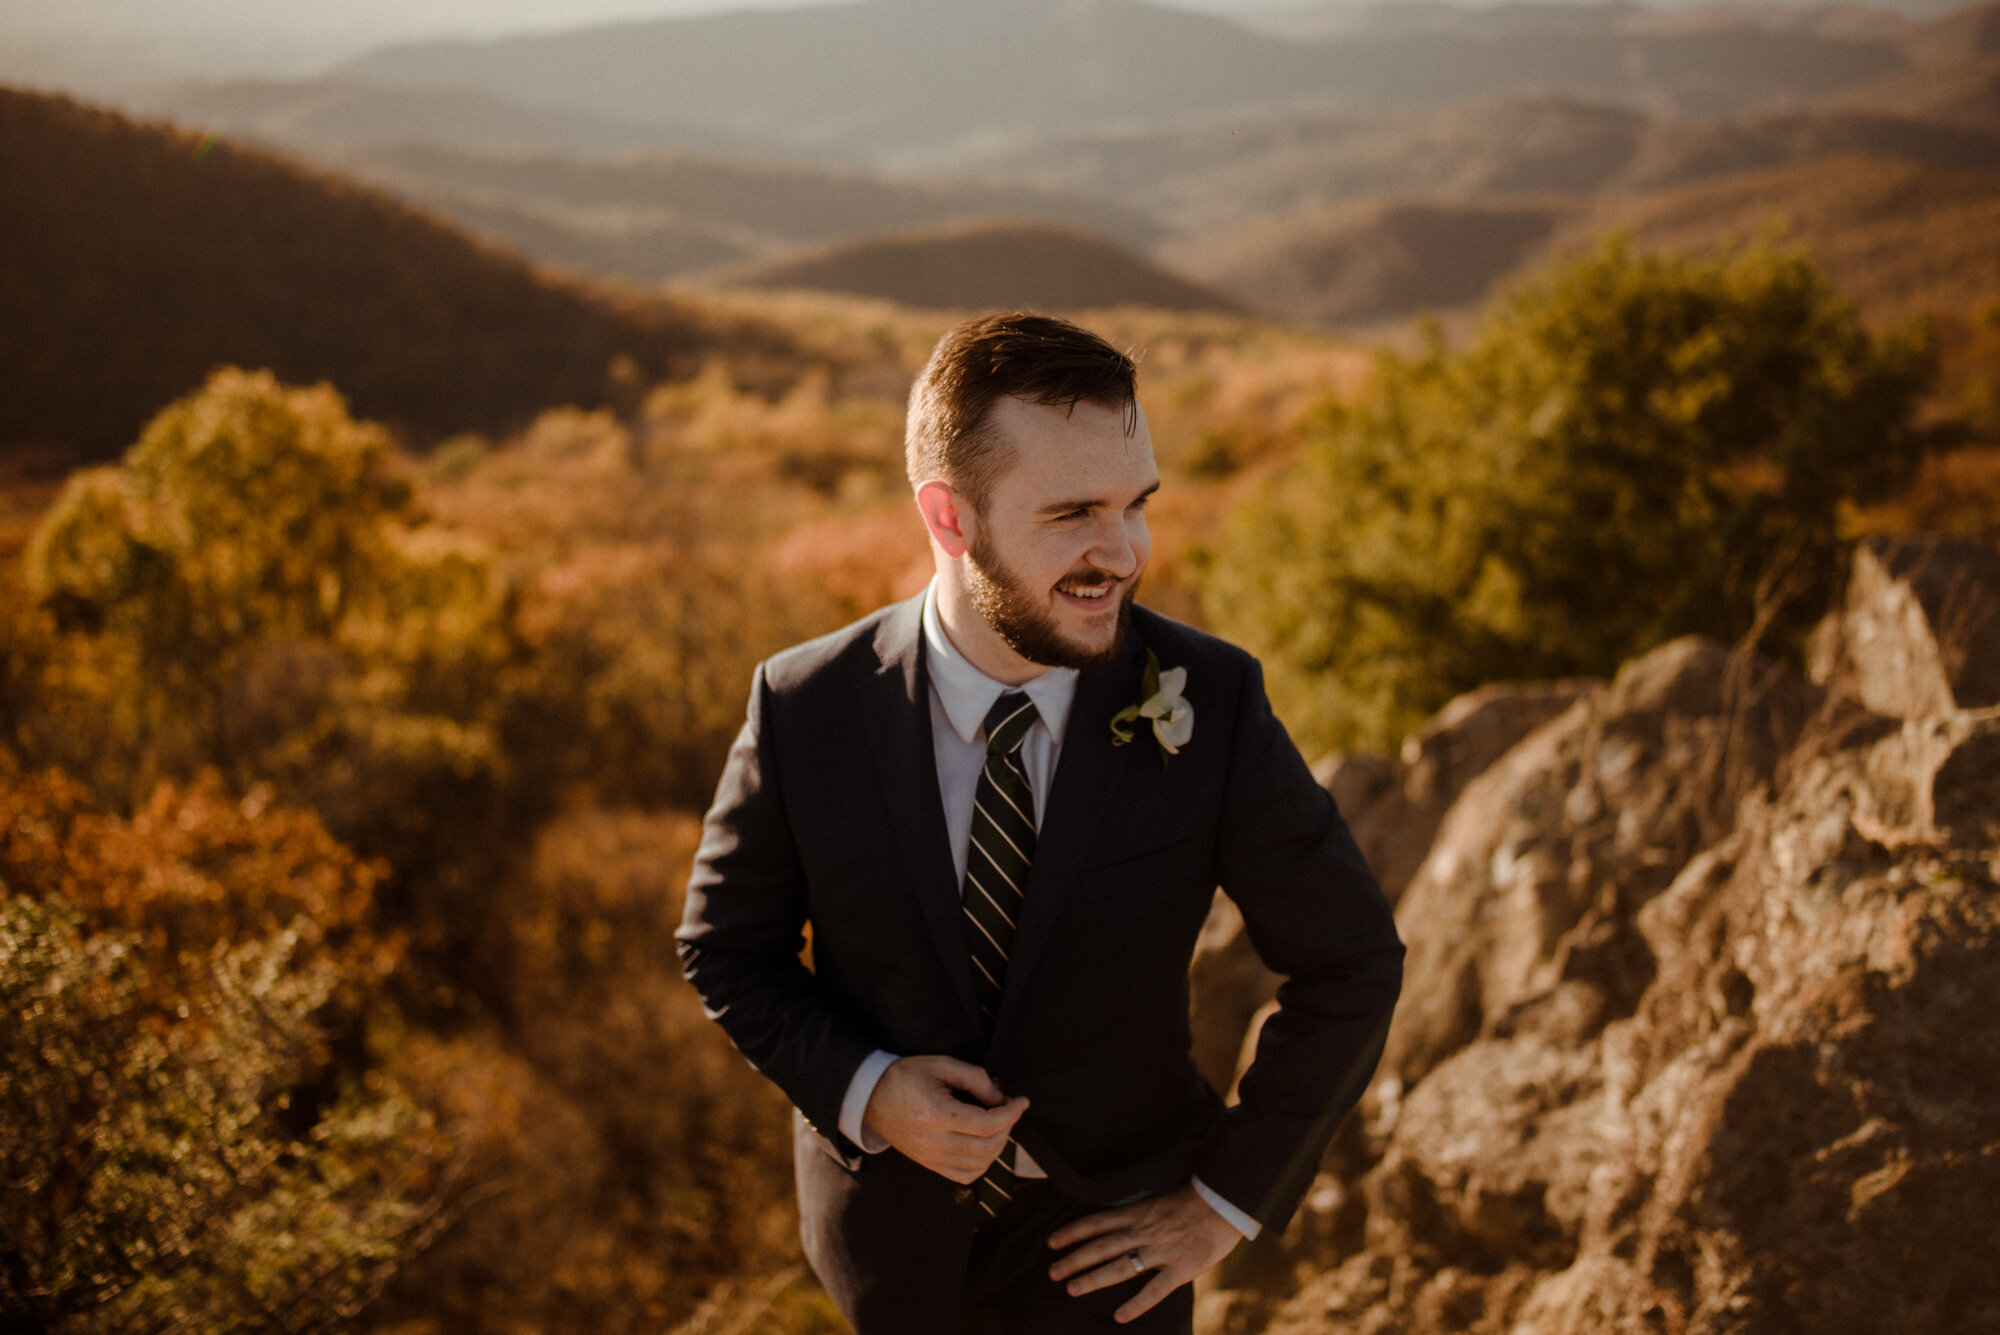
[961,94,2000,234]
[1236,0,1980,41]
[709,220,1242,313]
[339,0,1317,163]
[0,0,854,99]
[310,88,1999,315]
[962,97,1653,234]
[334,0,1911,163]
[387,192,749,284]
[136,77,764,157]
[332,141,1162,285]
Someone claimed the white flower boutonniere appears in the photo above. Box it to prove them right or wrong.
[1110,649,1193,767]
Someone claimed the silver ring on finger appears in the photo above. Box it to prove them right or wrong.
[1127,1250,1145,1275]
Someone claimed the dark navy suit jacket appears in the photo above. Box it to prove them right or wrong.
[676,594,1402,1328]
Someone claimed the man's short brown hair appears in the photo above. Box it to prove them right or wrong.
[905,312,1137,513]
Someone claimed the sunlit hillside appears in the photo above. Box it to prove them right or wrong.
[1167,153,2000,329]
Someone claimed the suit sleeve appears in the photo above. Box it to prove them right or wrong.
[1192,657,1404,1233]
[675,661,882,1153]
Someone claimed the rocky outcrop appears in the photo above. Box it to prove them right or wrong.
[1320,679,1600,909]
[1196,536,2000,1334]
[1190,680,1592,1092]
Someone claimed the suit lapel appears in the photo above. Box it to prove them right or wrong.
[990,625,1146,1042]
[861,595,987,1035]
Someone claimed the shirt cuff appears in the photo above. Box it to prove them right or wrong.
[1191,1175,1262,1240]
[838,1049,899,1153]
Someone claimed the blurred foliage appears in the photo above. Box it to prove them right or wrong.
[1850,299,2000,546]
[0,754,449,1334]
[362,808,806,1334]
[20,368,508,850]
[1203,238,1951,754]
[0,757,392,1002]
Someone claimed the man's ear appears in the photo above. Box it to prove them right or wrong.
[916,480,971,559]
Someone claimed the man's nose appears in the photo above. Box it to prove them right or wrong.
[1087,513,1142,579]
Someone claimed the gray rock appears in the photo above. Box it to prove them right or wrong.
[1826,534,2000,719]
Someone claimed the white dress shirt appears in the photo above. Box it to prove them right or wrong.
[834,579,1260,1240]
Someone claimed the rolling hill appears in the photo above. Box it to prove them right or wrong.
[1838,1,2000,129]
[1843,51,2000,131]
[964,94,2000,236]
[1614,108,2000,192]
[959,97,1648,236]
[1161,198,1574,327]
[275,88,1999,301]
[1557,154,2000,319]
[333,0,1911,163]
[708,220,1241,315]
[330,141,1161,285]
[1169,153,2000,329]
[0,88,719,466]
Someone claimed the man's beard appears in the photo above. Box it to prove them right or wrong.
[964,528,1134,672]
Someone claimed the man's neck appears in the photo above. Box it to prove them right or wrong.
[932,569,1047,688]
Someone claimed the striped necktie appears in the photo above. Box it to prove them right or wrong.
[962,689,1038,1217]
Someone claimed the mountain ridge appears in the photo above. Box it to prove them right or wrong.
[332,0,1913,162]
[338,0,1315,162]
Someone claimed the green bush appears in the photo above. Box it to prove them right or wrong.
[1204,239,1944,755]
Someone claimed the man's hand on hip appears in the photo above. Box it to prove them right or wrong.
[1046,1182,1243,1322]
[862,1055,1028,1184]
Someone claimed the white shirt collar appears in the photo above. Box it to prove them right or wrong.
[921,577,1078,747]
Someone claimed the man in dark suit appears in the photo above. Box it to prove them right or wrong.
[677,313,1402,1332]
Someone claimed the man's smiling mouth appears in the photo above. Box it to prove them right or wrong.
[1056,577,1116,603]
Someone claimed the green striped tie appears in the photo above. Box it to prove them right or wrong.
[964,690,1038,1218]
